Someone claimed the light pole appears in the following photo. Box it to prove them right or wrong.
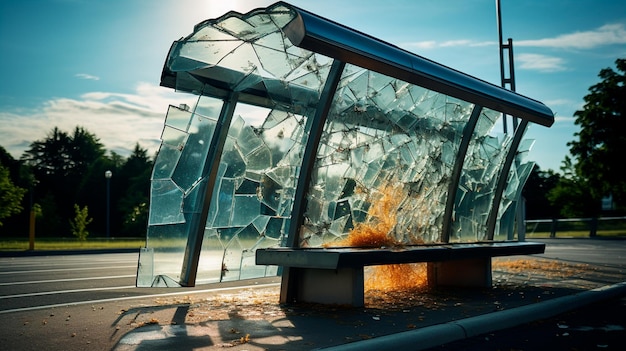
[105,170,112,238]
[28,175,37,250]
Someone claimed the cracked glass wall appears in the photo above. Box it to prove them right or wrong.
[196,103,315,283]
[495,138,535,240]
[137,2,548,287]
[137,100,220,287]
[450,108,512,242]
[138,3,334,286]
[301,64,474,246]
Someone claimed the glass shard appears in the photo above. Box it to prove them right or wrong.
[139,3,552,288]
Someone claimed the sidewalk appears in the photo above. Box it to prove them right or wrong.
[112,256,626,350]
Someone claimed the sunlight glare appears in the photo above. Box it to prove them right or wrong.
[204,0,242,18]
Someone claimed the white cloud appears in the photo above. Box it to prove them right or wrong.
[554,115,576,124]
[516,23,626,49]
[517,53,566,72]
[543,99,584,112]
[439,40,473,47]
[75,73,100,81]
[406,40,437,49]
[403,40,495,50]
[441,40,495,48]
[403,23,626,53]
[544,99,575,107]
[0,83,197,158]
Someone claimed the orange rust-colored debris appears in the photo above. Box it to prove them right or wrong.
[326,183,428,292]
[335,223,399,247]
[365,263,428,292]
[326,183,406,248]
[493,258,592,279]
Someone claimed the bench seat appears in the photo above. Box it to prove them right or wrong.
[256,241,545,306]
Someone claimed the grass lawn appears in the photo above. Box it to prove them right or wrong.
[0,237,145,251]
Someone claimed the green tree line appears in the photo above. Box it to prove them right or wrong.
[524,58,626,219]
[0,126,152,238]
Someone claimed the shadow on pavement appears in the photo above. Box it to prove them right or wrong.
[111,281,616,350]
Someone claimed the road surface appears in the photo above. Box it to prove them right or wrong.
[0,251,279,350]
[0,238,624,350]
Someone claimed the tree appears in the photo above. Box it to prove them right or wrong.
[22,126,105,180]
[0,147,32,233]
[70,204,92,241]
[522,166,560,219]
[0,162,27,226]
[9,126,154,237]
[118,144,153,236]
[567,58,626,214]
[547,157,596,217]
[22,126,106,235]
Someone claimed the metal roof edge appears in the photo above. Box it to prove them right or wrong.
[279,1,554,127]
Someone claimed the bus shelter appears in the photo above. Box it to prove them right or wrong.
[136,2,553,288]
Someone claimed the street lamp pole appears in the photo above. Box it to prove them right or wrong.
[105,170,112,238]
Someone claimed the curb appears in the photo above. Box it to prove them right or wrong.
[318,281,626,351]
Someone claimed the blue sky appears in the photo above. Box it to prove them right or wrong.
[1,0,625,172]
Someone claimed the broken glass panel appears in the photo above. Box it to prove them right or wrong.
[495,136,536,240]
[450,108,511,242]
[138,97,223,287]
[139,2,552,287]
[302,64,474,246]
[195,231,225,284]
[142,14,331,283]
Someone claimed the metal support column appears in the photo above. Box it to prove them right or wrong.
[496,0,518,133]
[486,119,529,240]
[179,92,239,287]
[285,60,346,248]
[281,60,345,303]
[496,0,526,242]
[441,105,483,243]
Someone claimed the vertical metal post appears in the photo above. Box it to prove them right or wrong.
[486,119,529,240]
[285,60,346,249]
[495,0,524,241]
[496,0,507,134]
[281,60,345,303]
[496,0,518,133]
[179,92,239,287]
[590,217,598,237]
[105,170,112,238]
[441,105,483,243]
[506,38,517,93]
[28,190,35,250]
[517,196,526,241]
[507,38,518,130]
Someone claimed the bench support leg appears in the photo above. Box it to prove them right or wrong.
[427,258,492,288]
[282,267,365,307]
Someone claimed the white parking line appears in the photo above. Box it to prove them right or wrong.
[0,285,136,299]
[0,275,136,286]
[0,266,137,275]
[0,282,280,314]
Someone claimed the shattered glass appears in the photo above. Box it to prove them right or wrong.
[450,108,511,242]
[302,65,474,246]
[137,2,545,287]
[195,103,312,283]
[139,99,220,286]
[495,137,536,240]
[138,4,327,286]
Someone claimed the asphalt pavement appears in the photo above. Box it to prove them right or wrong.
[1,238,625,350]
[423,295,626,351]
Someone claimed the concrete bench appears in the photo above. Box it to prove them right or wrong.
[256,241,545,307]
